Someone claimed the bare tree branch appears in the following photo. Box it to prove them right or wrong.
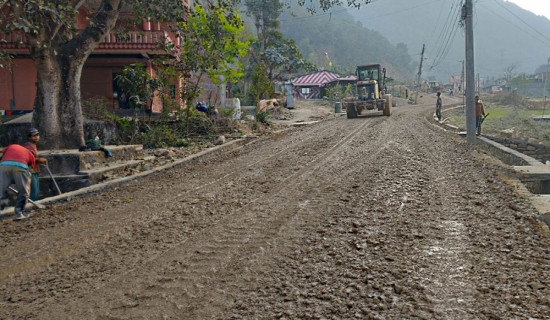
[73,0,87,9]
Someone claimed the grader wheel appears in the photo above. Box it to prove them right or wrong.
[346,102,357,119]
[383,94,392,116]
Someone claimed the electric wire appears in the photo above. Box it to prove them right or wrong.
[427,0,461,68]
[492,0,550,45]
[428,0,463,70]
[483,0,550,48]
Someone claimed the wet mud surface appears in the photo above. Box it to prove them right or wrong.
[1,100,549,319]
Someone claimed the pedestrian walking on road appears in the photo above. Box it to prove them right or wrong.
[0,144,36,219]
[475,96,486,136]
[23,128,47,201]
[436,92,442,121]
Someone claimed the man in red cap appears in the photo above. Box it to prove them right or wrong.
[0,143,36,220]
[23,128,47,201]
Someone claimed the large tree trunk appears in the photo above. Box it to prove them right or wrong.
[32,54,87,149]
[28,0,123,149]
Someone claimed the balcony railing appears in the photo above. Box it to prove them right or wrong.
[98,31,168,50]
[0,31,27,49]
[0,30,169,50]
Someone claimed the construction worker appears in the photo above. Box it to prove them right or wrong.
[436,92,442,121]
[0,143,36,220]
[23,128,47,201]
[475,96,486,136]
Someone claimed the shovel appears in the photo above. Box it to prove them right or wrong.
[481,113,490,124]
[7,186,45,209]
[43,164,62,195]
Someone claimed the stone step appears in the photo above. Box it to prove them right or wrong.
[37,156,155,198]
[37,145,144,175]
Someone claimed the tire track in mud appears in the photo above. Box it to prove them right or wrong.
[38,114,388,319]
[3,104,549,319]
[0,123,362,318]
[368,114,479,318]
[0,115,382,318]
[230,106,549,319]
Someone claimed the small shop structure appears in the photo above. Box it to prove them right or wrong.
[291,71,340,100]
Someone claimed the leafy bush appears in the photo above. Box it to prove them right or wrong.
[256,111,271,125]
[138,125,188,148]
[324,84,344,101]
[82,98,115,122]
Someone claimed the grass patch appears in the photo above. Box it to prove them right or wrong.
[447,103,550,143]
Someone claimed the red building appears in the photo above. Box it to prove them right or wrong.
[0,4,182,114]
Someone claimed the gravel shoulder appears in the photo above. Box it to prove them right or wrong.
[0,98,549,319]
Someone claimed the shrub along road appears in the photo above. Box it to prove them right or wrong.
[0,99,549,319]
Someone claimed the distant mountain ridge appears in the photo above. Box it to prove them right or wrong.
[348,0,550,82]
[278,2,417,80]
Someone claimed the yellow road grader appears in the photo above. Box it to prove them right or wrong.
[344,64,392,118]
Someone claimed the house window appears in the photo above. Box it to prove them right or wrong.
[301,87,310,95]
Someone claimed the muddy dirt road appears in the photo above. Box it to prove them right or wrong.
[1,100,549,319]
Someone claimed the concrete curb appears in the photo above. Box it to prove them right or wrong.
[1,138,254,220]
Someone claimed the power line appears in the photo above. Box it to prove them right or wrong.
[428,0,461,66]
[428,0,463,70]
[355,0,442,21]
[492,0,550,45]
[480,1,550,48]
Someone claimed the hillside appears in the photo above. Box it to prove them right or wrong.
[348,0,550,82]
[275,3,417,80]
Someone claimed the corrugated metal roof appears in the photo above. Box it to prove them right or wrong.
[292,71,340,86]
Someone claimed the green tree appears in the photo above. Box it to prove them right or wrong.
[0,0,238,149]
[243,0,316,104]
[244,0,283,52]
[249,64,274,103]
[259,30,315,80]
[297,0,372,12]
[161,3,248,132]
[115,62,166,114]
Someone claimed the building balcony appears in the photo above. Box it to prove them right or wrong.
[0,30,171,52]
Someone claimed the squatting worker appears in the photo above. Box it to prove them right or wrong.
[23,128,47,201]
[475,96,486,136]
[0,143,36,220]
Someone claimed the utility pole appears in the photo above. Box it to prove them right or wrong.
[464,0,476,143]
[460,60,465,108]
[415,44,425,105]
[543,57,550,117]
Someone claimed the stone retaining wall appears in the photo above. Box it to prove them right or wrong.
[488,136,550,164]
[1,117,117,147]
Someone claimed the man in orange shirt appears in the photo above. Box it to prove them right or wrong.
[23,128,48,201]
[0,144,36,220]
[475,96,486,136]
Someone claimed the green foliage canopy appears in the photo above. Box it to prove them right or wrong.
[162,3,248,105]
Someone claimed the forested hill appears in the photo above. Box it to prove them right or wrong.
[278,4,416,80]
[347,0,550,82]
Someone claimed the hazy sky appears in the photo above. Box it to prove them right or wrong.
[506,0,550,20]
